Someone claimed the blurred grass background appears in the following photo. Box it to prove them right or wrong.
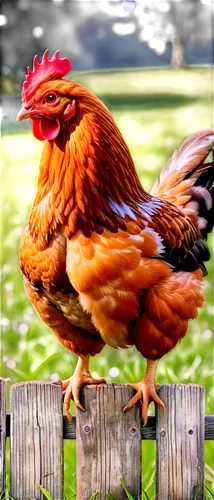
[1,67,214,499]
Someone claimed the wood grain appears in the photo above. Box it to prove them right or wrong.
[156,384,205,500]
[76,384,141,500]
[10,381,63,500]
[0,378,6,495]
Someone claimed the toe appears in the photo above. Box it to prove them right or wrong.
[146,385,165,412]
[141,398,149,426]
[142,389,165,426]
[87,377,106,386]
[65,409,73,422]
[62,369,106,419]
[75,399,86,412]
[72,384,85,411]
[123,390,142,413]
[152,392,165,413]
[64,380,73,418]
[127,382,141,392]
[62,378,71,392]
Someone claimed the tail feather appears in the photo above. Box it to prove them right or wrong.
[151,129,214,239]
[191,164,214,237]
[152,129,214,276]
[151,129,214,199]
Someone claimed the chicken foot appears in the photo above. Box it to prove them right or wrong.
[123,359,165,426]
[62,355,106,421]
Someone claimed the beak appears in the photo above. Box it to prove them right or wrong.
[16,107,32,122]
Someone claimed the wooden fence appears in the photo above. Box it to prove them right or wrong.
[0,378,213,500]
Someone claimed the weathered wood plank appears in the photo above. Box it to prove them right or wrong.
[6,411,214,440]
[76,384,141,500]
[10,381,63,500]
[156,384,205,500]
[0,378,6,495]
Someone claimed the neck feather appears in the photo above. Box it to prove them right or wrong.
[29,98,150,244]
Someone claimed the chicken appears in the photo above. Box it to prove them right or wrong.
[17,50,214,424]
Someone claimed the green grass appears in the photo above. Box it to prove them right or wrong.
[1,67,214,498]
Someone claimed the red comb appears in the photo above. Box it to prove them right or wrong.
[22,49,72,104]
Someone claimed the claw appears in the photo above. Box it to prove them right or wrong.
[123,359,164,426]
[62,356,106,420]
[75,399,86,412]
[123,380,165,426]
[123,385,142,412]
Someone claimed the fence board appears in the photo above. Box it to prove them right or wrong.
[0,378,6,495]
[3,381,213,499]
[76,384,141,500]
[10,381,63,500]
[156,384,204,500]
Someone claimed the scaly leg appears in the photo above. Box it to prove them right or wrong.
[62,355,106,421]
[123,359,165,426]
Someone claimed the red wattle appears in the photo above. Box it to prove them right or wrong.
[31,118,60,141]
[40,118,60,140]
[31,119,45,141]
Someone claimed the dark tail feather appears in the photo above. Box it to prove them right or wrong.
[165,159,214,277]
[182,160,214,275]
[190,163,214,237]
[154,131,214,276]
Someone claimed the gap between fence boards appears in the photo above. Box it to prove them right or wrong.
[5,413,214,440]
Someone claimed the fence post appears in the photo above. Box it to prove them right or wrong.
[76,384,141,500]
[156,384,204,500]
[0,378,6,495]
[10,381,63,500]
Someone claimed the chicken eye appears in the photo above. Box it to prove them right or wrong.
[46,94,57,103]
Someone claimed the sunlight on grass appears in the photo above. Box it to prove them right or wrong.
[75,67,212,98]
[2,67,214,497]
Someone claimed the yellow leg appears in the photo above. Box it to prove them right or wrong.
[123,359,165,426]
[62,355,106,421]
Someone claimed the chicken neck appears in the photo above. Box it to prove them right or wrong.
[29,99,152,243]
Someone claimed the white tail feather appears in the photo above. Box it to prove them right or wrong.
[151,129,214,197]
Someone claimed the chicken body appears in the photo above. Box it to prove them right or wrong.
[18,52,214,422]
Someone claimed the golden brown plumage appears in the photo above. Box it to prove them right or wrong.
[17,51,214,423]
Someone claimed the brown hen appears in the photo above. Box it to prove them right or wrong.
[17,50,214,423]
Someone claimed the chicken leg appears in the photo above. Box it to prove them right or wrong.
[62,355,106,420]
[123,359,165,426]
